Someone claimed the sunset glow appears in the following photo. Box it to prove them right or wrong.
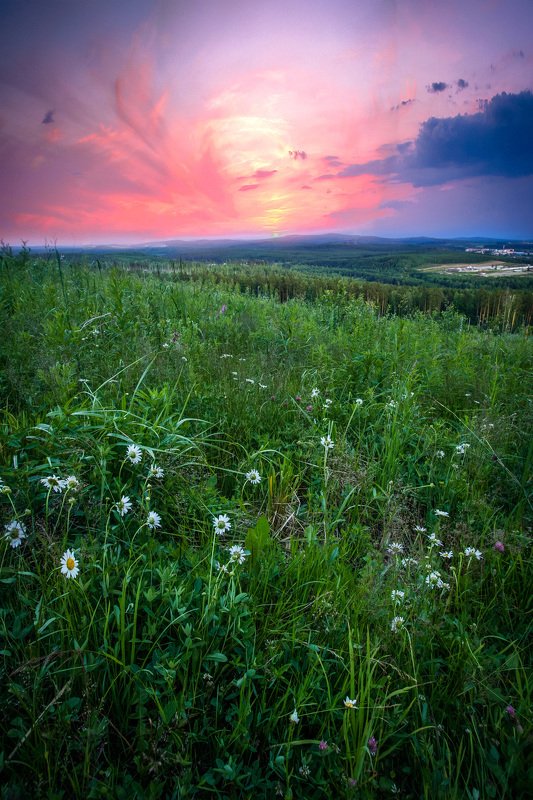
[1,0,532,244]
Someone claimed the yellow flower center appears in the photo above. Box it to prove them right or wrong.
[66,557,75,570]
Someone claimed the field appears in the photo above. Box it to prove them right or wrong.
[0,250,532,799]
[419,262,532,278]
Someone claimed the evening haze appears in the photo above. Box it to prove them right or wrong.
[1,0,532,245]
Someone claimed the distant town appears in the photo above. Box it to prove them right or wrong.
[465,247,533,257]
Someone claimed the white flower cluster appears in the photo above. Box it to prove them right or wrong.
[40,475,80,493]
[425,570,450,590]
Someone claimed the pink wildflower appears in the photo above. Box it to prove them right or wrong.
[494,541,505,553]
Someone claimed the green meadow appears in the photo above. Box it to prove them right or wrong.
[0,251,531,799]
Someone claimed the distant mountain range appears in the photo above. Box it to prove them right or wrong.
[24,233,533,258]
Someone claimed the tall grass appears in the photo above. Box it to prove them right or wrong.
[0,256,531,798]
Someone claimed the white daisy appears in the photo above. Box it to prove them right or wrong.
[228,544,247,564]
[117,496,132,516]
[320,435,334,450]
[146,511,162,529]
[401,556,418,568]
[434,509,449,517]
[344,696,358,709]
[213,514,231,535]
[60,549,79,579]
[40,476,65,493]
[391,590,405,603]
[456,443,470,455]
[436,450,445,459]
[391,616,405,633]
[126,444,142,464]
[414,525,427,533]
[311,388,320,399]
[148,464,165,479]
[245,469,261,485]
[387,542,404,555]
[64,476,80,491]
[324,398,332,407]
[4,520,26,548]
[439,550,454,559]
[427,533,443,547]
[464,547,483,560]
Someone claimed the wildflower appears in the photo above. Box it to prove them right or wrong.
[494,541,505,553]
[344,696,358,709]
[318,740,329,751]
[387,542,404,555]
[298,765,311,778]
[148,464,164,479]
[40,476,65,493]
[414,525,427,533]
[213,514,231,535]
[401,556,418,567]
[60,549,79,579]
[219,304,227,314]
[117,496,132,517]
[391,589,405,603]
[456,443,470,455]
[64,476,80,491]
[0,484,12,494]
[290,709,300,724]
[245,469,261,485]
[367,736,378,756]
[220,353,232,359]
[162,342,170,348]
[146,511,162,529]
[228,544,247,564]
[464,547,483,560]
[215,561,229,574]
[4,520,26,548]
[434,509,449,517]
[311,387,320,398]
[439,550,454,559]
[355,398,363,406]
[425,570,449,590]
[320,435,334,450]
[391,616,405,633]
[505,705,516,718]
[427,533,443,547]
[436,449,445,458]
[295,395,302,402]
[387,399,397,409]
[306,404,313,412]
[324,398,332,407]
[126,444,142,464]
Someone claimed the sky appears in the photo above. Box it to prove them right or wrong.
[1,0,532,244]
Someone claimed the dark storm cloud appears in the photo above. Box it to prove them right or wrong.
[42,110,55,124]
[427,81,448,93]
[456,79,469,91]
[339,91,533,186]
